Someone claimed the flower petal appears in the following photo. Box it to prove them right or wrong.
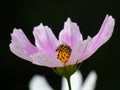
[30,52,63,67]
[71,71,83,90]
[61,70,83,90]
[33,23,59,58]
[9,42,32,61]
[29,75,53,90]
[59,18,83,50]
[67,36,92,65]
[9,28,38,62]
[81,71,97,90]
[91,15,115,51]
[80,15,115,61]
[61,77,69,90]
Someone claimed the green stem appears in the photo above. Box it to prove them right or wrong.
[66,76,72,90]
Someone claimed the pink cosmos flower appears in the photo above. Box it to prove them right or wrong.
[9,15,115,68]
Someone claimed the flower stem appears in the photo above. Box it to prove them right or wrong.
[66,76,72,90]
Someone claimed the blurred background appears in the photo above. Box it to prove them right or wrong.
[0,0,120,90]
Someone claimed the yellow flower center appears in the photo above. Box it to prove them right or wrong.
[56,44,72,63]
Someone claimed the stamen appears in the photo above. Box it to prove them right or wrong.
[56,44,72,63]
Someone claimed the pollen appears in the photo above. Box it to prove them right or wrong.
[56,44,72,63]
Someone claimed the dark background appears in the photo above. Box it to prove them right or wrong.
[0,0,120,90]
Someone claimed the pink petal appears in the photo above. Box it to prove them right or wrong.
[9,28,38,62]
[9,42,32,61]
[67,36,92,65]
[30,52,63,67]
[59,18,83,50]
[81,15,115,60]
[33,23,59,58]
[92,15,115,49]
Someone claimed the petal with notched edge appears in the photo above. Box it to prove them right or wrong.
[33,23,59,58]
[59,18,83,50]
[9,28,38,62]
[81,15,115,61]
